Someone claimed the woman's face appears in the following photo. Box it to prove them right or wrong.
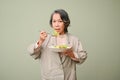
[52,13,65,35]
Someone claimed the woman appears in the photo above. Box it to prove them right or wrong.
[28,9,87,80]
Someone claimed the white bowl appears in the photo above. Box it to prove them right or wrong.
[48,46,71,52]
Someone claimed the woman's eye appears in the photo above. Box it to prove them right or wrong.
[52,20,63,23]
[52,21,56,23]
[59,21,63,22]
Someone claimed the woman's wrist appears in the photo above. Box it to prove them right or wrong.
[68,52,75,58]
[37,40,44,47]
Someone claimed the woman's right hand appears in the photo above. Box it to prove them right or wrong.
[40,31,47,41]
[37,31,47,47]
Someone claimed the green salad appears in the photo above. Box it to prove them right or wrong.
[54,45,68,49]
[52,30,59,36]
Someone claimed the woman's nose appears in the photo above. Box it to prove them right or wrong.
[55,22,59,27]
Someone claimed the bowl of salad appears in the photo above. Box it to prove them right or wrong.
[48,45,71,52]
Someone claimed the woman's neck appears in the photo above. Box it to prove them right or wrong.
[59,32,67,35]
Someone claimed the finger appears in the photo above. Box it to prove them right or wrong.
[43,32,47,37]
[40,31,45,34]
[40,32,47,37]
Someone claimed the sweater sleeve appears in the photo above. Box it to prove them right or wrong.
[27,34,51,60]
[27,42,42,60]
[73,40,87,64]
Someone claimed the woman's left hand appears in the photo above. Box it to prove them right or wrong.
[63,48,75,58]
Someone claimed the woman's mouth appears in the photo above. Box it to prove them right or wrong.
[55,29,60,32]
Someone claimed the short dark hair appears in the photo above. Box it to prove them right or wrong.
[49,9,70,33]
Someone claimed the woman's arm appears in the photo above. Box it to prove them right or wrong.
[73,40,87,64]
[63,40,87,64]
[27,31,48,60]
[27,41,43,60]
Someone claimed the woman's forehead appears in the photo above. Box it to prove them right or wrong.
[52,13,62,20]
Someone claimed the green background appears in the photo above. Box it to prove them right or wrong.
[0,0,120,80]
